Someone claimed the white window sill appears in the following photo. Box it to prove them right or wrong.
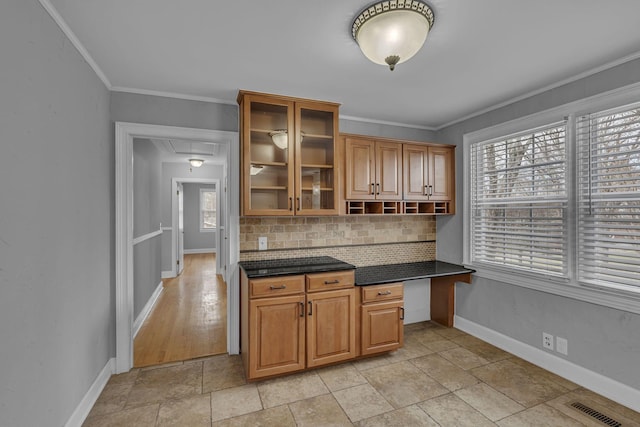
[467,264,640,315]
[199,228,216,233]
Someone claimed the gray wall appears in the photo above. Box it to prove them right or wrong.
[183,183,217,251]
[0,1,113,426]
[133,139,163,318]
[436,57,640,390]
[110,91,238,132]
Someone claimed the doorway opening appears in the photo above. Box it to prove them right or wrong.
[115,122,239,374]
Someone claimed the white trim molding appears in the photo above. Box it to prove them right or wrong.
[161,271,175,279]
[64,358,115,427]
[454,316,640,413]
[132,228,162,246]
[183,248,216,255]
[133,282,163,338]
[38,0,111,89]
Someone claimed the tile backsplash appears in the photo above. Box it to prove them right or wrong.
[240,215,436,267]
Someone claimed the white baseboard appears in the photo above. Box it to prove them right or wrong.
[161,270,174,279]
[183,248,216,254]
[454,315,640,413]
[64,358,115,427]
[133,282,163,338]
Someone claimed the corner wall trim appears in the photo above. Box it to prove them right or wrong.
[64,358,115,427]
[133,282,163,338]
[454,316,640,413]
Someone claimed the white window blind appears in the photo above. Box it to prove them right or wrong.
[577,103,640,292]
[470,122,568,276]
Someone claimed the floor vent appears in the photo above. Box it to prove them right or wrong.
[569,401,622,427]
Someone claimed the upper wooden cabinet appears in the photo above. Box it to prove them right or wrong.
[344,136,402,200]
[238,91,340,216]
[403,144,454,202]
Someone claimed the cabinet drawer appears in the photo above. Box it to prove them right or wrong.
[250,275,305,298]
[361,282,403,303]
[306,270,355,292]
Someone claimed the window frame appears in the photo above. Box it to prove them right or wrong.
[199,187,217,232]
[463,82,640,315]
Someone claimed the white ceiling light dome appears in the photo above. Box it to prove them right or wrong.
[352,0,435,71]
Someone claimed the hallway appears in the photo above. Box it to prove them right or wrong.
[134,253,227,367]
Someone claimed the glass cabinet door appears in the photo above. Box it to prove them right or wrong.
[243,96,295,215]
[295,102,339,215]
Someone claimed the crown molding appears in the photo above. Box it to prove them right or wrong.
[340,114,437,131]
[110,86,237,106]
[435,49,640,131]
[38,0,111,89]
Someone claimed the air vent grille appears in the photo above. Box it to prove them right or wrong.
[569,401,621,427]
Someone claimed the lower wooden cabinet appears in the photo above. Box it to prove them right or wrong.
[306,288,356,368]
[248,294,306,379]
[360,283,404,356]
[241,271,404,380]
[241,271,356,380]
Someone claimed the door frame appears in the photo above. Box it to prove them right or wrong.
[115,122,240,374]
[170,177,221,277]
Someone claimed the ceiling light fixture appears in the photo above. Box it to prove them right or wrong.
[268,130,288,149]
[352,0,435,71]
[189,158,204,168]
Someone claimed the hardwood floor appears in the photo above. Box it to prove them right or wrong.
[134,253,227,368]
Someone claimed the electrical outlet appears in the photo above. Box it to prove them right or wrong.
[258,236,267,251]
[556,337,568,355]
[543,332,554,350]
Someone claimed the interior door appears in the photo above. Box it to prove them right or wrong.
[177,182,185,275]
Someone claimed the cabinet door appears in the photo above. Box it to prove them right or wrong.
[375,141,403,200]
[249,294,305,379]
[295,102,339,215]
[403,144,429,200]
[361,300,404,356]
[241,94,295,215]
[345,137,376,200]
[306,289,356,368]
[428,146,453,201]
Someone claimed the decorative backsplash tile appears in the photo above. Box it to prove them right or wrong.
[239,216,436,266]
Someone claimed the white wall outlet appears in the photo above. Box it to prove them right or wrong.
[258,236,267,251]
[543,332,554,350]
[556,337,568,355]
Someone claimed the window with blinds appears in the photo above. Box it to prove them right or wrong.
[577,104,640,292]
[470,122,568,276]
[200,188,217,231]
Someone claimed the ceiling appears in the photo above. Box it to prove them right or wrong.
[45,0,640,130]
[148,139,226,164]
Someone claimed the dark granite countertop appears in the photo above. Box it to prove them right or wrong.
[355,260,475,286]
[239,256,356,278]
[240,257,473,285]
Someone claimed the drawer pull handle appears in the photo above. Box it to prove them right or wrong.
[300,302,304,317]
[324,280,340,285]
[400,307,405,320]
[377,290,392,296]
[269,285,287,290]
[308,301,313,316]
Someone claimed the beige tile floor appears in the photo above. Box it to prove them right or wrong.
[84,321,640,426]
